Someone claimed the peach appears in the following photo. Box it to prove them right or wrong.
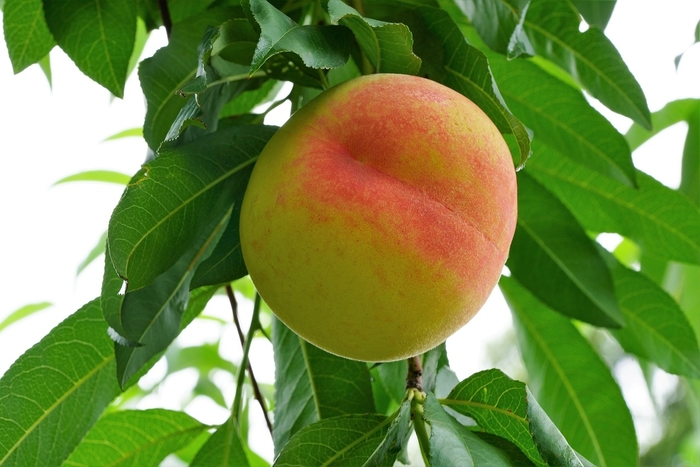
[239,74,517,361]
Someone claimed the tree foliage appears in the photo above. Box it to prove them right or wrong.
[2,0,700,465]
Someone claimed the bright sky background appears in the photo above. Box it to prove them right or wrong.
[1,1,699,463]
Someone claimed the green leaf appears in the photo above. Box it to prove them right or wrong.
[365,0,531,167]
[423,393,518,467]
[271,317,376,455]
[456,0,519,54]
[247,0,353,74]
[139,8,236,150]
[191,415,250,467]
[107,125,275,290]
[508,172,623,327]
[0,301,52,333]
[680,109,700,205]
[3,0,55,73]
[526,141,700,265]
[111,207,231,388]
[502,276,638,467]
[54,170,132,186]
[0,299,121,466]
[625,99,699,151]
[273,414,391,466]
[219,79,280,118]
[442,368,594,466]
[421,343,451,395]
[572,0,617,29]
[42,0,136,97]
[327,0,421,75]
[515,0,651,129]
[103,127,143,141]
[63,409,207,466]
[77,231,107,276]
[362,399,412,467]
[600,250,700,378]
[37,52,52,87]
[487,52,636,186]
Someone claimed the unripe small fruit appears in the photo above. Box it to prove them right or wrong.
[240,74,517,362]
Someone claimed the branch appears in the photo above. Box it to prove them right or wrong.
[226,286,273,435]
[406,355,423,391]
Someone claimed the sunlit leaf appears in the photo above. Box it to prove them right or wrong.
[63,409,207,466]
[502,276,638,467]
[0,301,52,333]
[54,170,132,186]
[103,127,143,141]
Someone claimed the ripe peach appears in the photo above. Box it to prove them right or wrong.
[240,74,517,361]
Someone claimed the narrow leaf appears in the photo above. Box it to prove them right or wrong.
[516,0,650,128]
[625,98,700,151]
[487,51,636,186]
[456,0,519,54]
[248,0,353,73]
[600,250,700,378]
[273,414,391,466]
[103,127,143,141]
[272,318,375,455]
[63,409,207,466]
[43,0,136,97]
[0,300,121,466]
[54,170,132,186]
[0,301,52,333]
[508,172,623,327]
[327,0,421,75]
[502,276,638,467]
[191,415,250,467]
[107,125,275,290]
[362,399,412,467]
[572,0,617,29]
[3,0,55,73]
[527,141,700,265]
[113,205,231,387]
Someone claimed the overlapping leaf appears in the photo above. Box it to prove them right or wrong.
[42,0,136,97]
[443,368,598,466]
[502,276,638,467]
[487,51,636,186]
[424,393,518,466]
[508,172,623,327]
[63,409,207,466]
[139,8,236,150]
[107,124,275,291]
[273,414,391,466]
[572,0,617,29]
[513,0,650,129]
[456,0,519,54]
[272,318,375,454]
[527,141,700,264]
[247,0,353,74]
[600,250,700,378]
[0,300,120,466]
[327,0,421,75]
[110,209,230,387]
[363,399,412,466]
[3,0,55,73]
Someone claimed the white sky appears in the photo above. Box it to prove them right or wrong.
[1,0,699,463]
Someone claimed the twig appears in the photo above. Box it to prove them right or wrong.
[406,355,423,391]
[226,286,273,435]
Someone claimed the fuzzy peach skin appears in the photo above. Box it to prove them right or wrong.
[240,74,517,362]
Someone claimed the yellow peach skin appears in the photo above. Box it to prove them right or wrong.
[240,74,517,362]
